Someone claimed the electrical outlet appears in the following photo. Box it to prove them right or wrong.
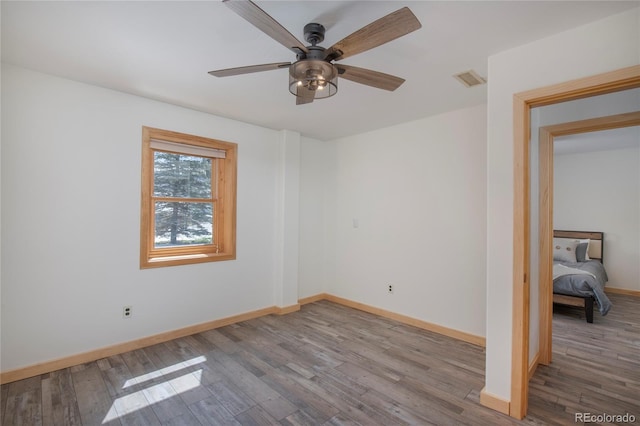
[388,284,393,294]
[123,306,132,318]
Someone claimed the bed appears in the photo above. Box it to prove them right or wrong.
[552,230,611,323]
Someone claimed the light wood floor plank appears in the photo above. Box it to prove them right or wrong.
[3,376,43,426]
[41,370,82,426]
[232,404,280,426]
[188,395,240,426]
[1,380,8,426]
[72,364,119,426]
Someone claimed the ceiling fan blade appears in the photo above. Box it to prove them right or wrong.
[336,64,405,91]
[324,7,421,62]
[208,62,290,77]
[223,0,308,55]
[296,85,315,105]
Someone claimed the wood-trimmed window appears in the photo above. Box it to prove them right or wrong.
[140,126,237,268]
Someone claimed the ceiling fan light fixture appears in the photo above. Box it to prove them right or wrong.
[289,60,338,99]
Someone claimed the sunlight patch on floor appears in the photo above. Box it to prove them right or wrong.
[122,355,207,388]
[102,356,206,424]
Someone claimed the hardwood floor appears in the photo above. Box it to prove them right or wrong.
[527,292,640,425]
[1,295,638,425]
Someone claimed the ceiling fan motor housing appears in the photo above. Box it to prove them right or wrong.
[303,23,326,46]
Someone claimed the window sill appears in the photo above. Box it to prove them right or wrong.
[141,252,236,268]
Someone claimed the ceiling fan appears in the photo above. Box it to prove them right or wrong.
[209,0,422,105]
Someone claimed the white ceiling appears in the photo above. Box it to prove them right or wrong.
[2,1,638,141]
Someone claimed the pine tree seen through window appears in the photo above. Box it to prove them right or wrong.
[153,152,213,247]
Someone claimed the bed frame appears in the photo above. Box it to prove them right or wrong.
[553,230,604,323]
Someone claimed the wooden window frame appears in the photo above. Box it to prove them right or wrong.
[140,126,237,268]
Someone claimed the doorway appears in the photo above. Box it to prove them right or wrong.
[538,112,640,365]
[510,65,640,419]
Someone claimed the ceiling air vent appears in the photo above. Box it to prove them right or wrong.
[453,70,486,88]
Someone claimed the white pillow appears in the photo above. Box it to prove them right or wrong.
[554,237,590,261]
[553,238,579,263]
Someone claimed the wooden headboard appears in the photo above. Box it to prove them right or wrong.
[553,230,604,263]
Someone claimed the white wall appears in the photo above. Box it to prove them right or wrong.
[538,88,640,127]
[298,136,331,299]
[486,7,640,400]
[273,130,302,308]
[554,144,640,291]
[325,104,488,337]
[0,64,299,371]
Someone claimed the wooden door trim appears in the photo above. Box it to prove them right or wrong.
[511,65,640,419]
[538,111,640,366]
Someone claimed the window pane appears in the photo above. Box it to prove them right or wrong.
[153,152,212,198]
[154,202,213,247]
